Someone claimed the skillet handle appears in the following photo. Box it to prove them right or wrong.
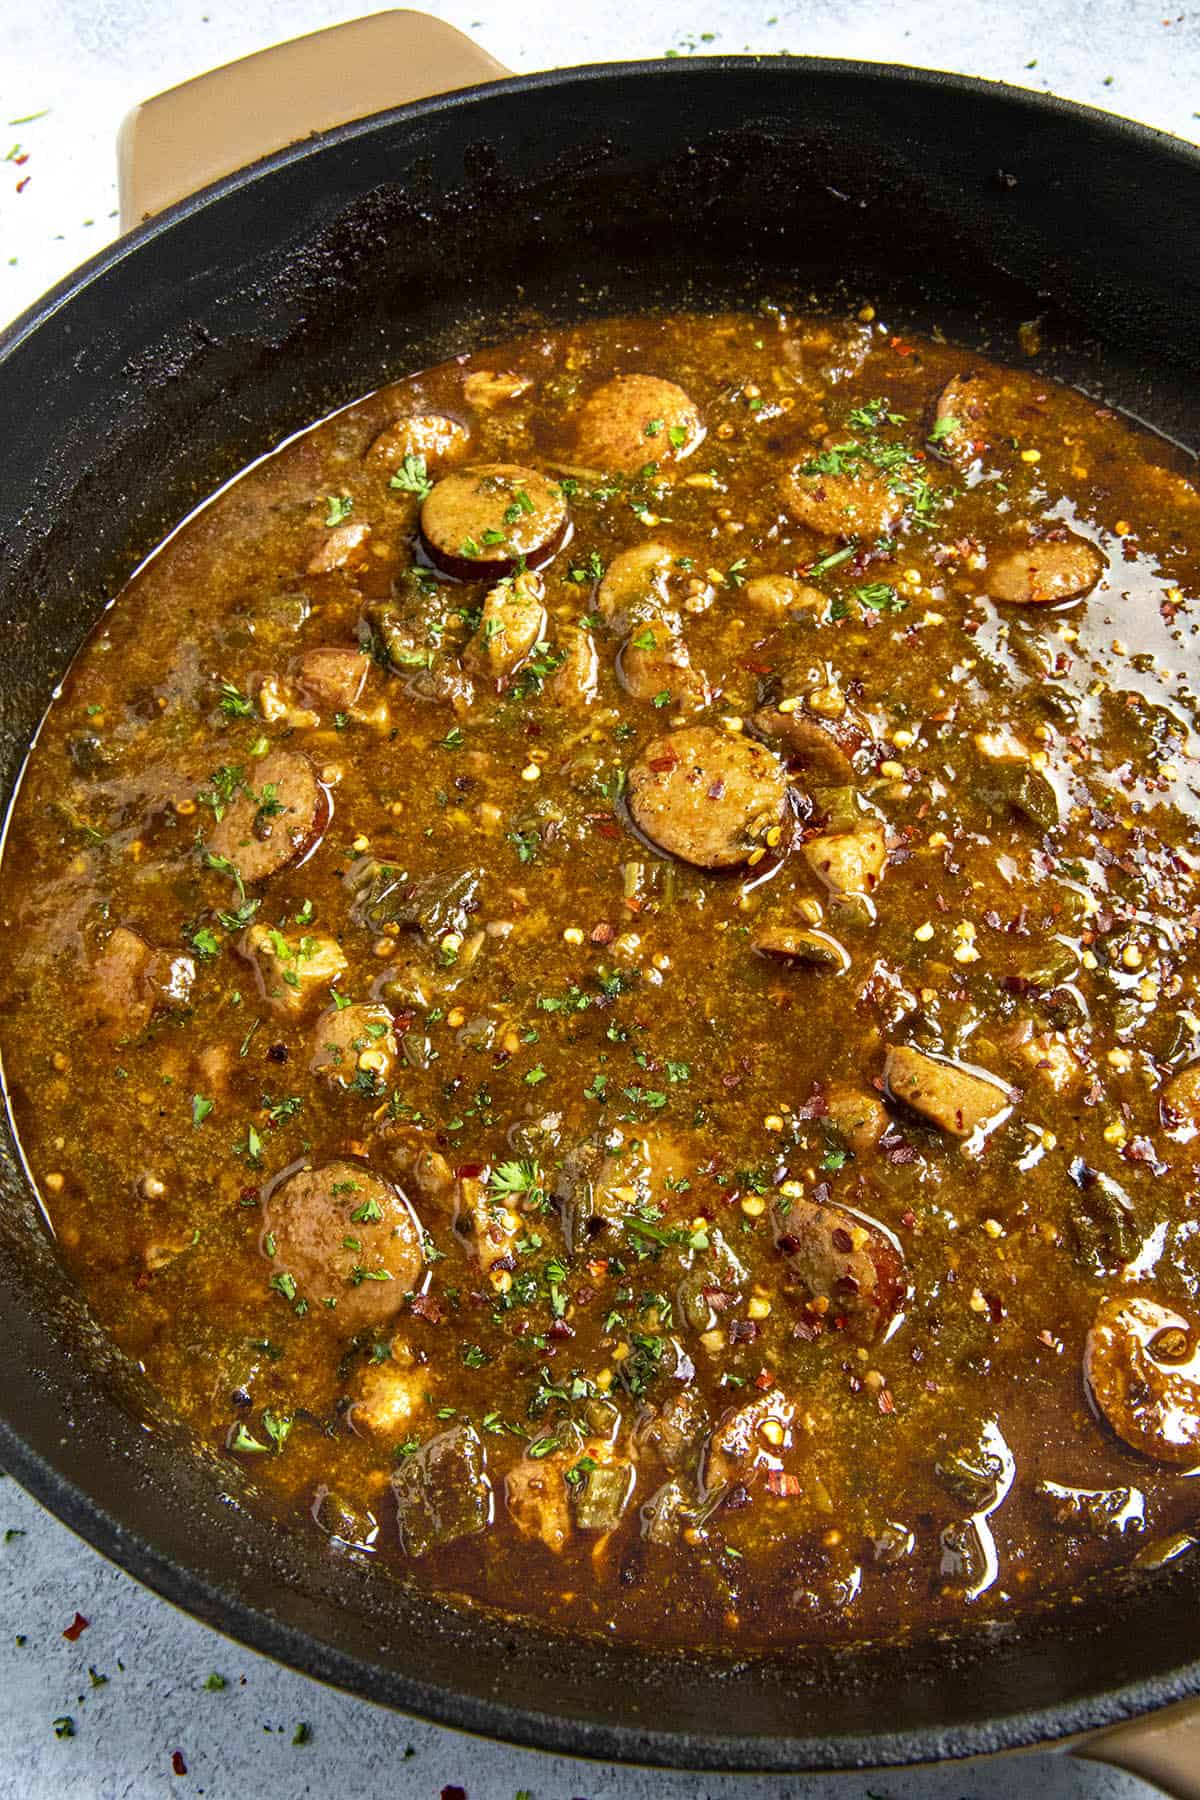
[116,8,509,230]
[1072,1696,1200,1799]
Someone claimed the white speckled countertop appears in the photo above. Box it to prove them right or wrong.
[1,3,1197,1796]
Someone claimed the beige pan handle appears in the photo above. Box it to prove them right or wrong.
[117,16,1200,1792]
[117,8,509,229]
[1072,1696,1200,1798]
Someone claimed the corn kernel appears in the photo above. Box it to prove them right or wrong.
[562,926,584,945]
[651,951,671,972]
[763,1114,784,1133]
[747,1296,772,1320]
[879,759,905,779]
[892,727,917,750]
[595,1368,613,1392]
[1041,1130,1057,1150]
[776,696,801,714]
[440,932,462,955]
[953,943,981,964]
[764,826,783,848]
[928,831,949,849]
[447,1007,466,1029]
[914,922,935,942]
[1107,1047,1132,1071]
[983,1218,1004,1239]
[1020,448,1041,463]
[44,1171,64,1194]
[612,1341,631,1362]
[1081,949,1099,970]
[1139,976,1160,1003]
[747,847,766,866]
[520,762,541,782]
[490,1270,513,1294]
[741,1195,766,1218]
[779,1180,805,1199]
[1121,943,1143,970]
[721,715,744,733]
[1114,519,1130,536]
[969,1288,988,1313]
[700,1329,725,1355]
[351,834,370,852]
[759,1419,784,1447]
[357,1048,389,1074]
[1103,1120,1127,1146]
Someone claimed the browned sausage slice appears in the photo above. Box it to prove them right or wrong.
[617,617,710,712]
[932,373,993,463]
[420,464,567,579]
[771,1193,905,1343]
[883,1043,1014,1139]
[311,1001,397,1089]
[262,1158,423,1330]
[626,726,788,868]
[743,575,825,615]
[365,413,471,469]
[752,925,850,973]
[750,701,872,782]
[206,748,323,884]
[1162,1064,1200,1147]
[575,375,703,473]
[987,536,1105,605]
[1086,1295,1200,1466]
[782,463,901,540]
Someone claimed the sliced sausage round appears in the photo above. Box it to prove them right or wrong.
[750,702,871,783]
[1086,1295,1200,1466]
[627,725,788,869]
[752,925,850,973]
[932,373,993,463]
[311,1001,397,1089]
[574,375,703,473]
[771,1193,905,1343]
[420,464,568,580]
[206,748,324,884]
[365,412,471,469]
[987,536,1104,605]
[782,465,901,541]
[1162,1064,1200,1146]
[743,575,826,615]
[262,1159,423,1331]
[617,617,710,712]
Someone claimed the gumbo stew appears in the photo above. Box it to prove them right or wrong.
[2,309,1199,1650]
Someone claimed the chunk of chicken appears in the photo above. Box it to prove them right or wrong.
[243,925,347,1014]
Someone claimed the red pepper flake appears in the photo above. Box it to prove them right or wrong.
[441,1788,468,1800]
[410,1293,443,1324]
[16,176,30,194]
[590,922,615,944]
[456,1162,486,1179]
[753,1369,775,1391]
[878,1388,895,1415]
[765,1470,802,1497]
[900,1208,917,1229]
[706,777,726,800]
[648,753,678,773]
[171,1751,188,1777]
[889,336,915,356]
[593,818,621,838]
[62,1612,89,1641]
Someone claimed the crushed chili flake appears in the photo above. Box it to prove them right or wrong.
[62,1612,89,1641]
[171,1751,188,1776]
[765,1470,802,1497]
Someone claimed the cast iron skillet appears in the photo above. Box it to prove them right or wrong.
[1,44,1199,1775]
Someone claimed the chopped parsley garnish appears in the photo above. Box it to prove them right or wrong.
[324,494,353,527]
[389,454,433,499]
[217,679,254,718]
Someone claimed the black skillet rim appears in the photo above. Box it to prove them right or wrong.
[2,53,1200,1772]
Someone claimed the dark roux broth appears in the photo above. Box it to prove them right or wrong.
[2,309,1199,1650]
